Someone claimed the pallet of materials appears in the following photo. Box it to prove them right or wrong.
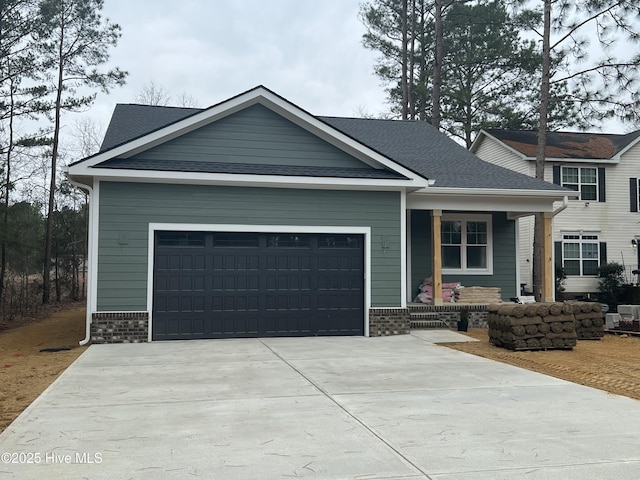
[572,303,605,340]
[454,286,501,304]
[487,302,603,350]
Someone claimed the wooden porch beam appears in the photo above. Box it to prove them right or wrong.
[542,213,554,302]
[432,210,443,305]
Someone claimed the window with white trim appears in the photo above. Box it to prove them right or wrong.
[561,166,598,201]
[562,233,599,276]
[441,215,492,274]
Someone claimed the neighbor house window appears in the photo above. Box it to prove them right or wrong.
[561,166,598,201]
[562,233,599,276]
[441,215,492,274]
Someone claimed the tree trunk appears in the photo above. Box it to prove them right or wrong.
[418,0,427,121]
[54,251,60,301]
[400,0,409,119]
[431,0,443,129]
[533,0,552,301]
[42,19,65,304]
[408,0,416,119]
[1,79,15,308]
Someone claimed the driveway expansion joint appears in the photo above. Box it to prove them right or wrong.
[258,339,434,480]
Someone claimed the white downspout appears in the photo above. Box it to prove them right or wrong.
[66,175,93,345]
[553,195,569,217]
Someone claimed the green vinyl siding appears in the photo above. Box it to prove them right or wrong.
[127,104,371,169]
[97,182,402,310]
[410,210,517,300]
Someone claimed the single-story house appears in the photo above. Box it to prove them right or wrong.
[66,86,571,343]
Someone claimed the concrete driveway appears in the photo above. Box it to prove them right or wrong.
[2,331,640,479]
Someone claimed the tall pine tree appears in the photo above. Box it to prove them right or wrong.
[36,0,126,304]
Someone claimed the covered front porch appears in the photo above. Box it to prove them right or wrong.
[406,188,568,307]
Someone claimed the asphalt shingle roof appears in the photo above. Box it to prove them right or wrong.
[100,104,201,152]
[320,117,564,190]
[95,103,568,192]
[485,129,640,160]
[98,158,407,179]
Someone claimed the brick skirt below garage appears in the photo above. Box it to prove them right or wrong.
[91,312,149,344]
[368,308,410,336]
[91,309,412,343]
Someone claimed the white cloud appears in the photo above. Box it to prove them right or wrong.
[86,0,388,128]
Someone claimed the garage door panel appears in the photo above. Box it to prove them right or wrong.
[191,318,204,335]
[153,231,363,340]
[181,297,192,311]
[168,255,181,270]
[156,255,168,270]
[167,296,180,312]
[193,276,205,290]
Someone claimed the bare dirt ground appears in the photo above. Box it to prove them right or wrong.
[0,305,87,433]
[445,328,640,402]
[3,312,640,434]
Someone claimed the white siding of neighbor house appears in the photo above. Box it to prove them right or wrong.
[478,133,640,296]
[473,136,529,174]
[517,215,534,292]
[548,144,640,294]
[474,135,533,292]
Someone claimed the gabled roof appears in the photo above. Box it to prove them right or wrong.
[479,128,640,161]
[69,86,569,194]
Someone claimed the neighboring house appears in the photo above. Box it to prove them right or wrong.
[472,128,640,298]
[67,86,570,343]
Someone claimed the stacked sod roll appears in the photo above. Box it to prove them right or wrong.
[569,302,605,340]
[487,302,582,350]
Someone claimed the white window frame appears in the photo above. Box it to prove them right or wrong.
[561,166,598,201]
[561,231,599,277]
[441,214,493,275]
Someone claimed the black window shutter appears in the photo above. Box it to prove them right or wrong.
[598,167,605,202]
[600,242,607,265]
[554,241,562,267]
[631,178,638,212]
[552,165,561,185]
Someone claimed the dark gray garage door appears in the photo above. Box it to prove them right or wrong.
[152,231,364,340]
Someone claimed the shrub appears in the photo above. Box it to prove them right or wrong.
[555,263,566,299]
[597,262,625,306]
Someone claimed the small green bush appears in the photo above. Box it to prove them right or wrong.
[597,262,625,306]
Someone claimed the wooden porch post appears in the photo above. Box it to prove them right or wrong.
[432,210,443,305]
[542,212,554,302]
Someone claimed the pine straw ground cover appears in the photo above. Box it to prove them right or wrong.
[444,328,640,402]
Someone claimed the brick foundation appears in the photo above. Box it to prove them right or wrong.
[409,304,489,328]
[91,312,149,344]
[368,308,410,336]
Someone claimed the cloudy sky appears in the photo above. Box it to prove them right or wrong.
[82,0,389,134]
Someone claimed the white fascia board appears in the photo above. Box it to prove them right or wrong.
[77,169,428,190]
[524,156,618,164]
[68,87,424,184]
[412,186,577,199]
[407,188,575,213]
